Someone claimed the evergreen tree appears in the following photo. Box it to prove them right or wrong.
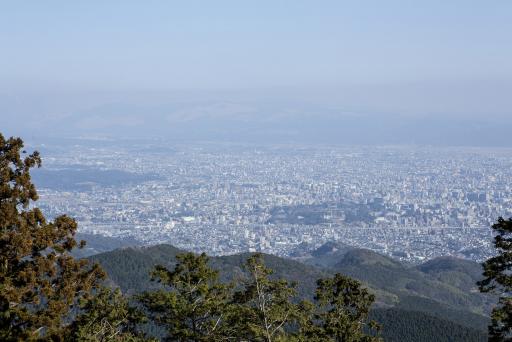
[69,287,149,341]
[0,134,105,341]
[310,274,381,342]
[138,252,232,341]
[479,217,512,341]
[230,253,301,342]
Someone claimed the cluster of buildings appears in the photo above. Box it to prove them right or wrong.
[35,140,512,263]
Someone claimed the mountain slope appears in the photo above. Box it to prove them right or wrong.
[300,241,354,268]
[416,256,484,292]
[328,248,490,328]
[371,308,487,342]
[88,244,328,298]
[88,244,490,340]
[89,244,186,294]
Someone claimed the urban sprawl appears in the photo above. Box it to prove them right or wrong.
[35,140,512,263]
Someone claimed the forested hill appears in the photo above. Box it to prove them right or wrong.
[88,244,490,341]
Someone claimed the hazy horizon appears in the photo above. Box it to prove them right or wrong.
[2,1,511,146]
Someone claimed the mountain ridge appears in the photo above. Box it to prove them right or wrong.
[87,242,491,340]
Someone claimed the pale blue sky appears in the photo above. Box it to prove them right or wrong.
[1,1,512,145]
[2,1,511,91]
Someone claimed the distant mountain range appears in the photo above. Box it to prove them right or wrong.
[4,97,512,147]
[88,241,491,341]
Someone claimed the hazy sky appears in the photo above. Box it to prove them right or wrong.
[1,1,512,144]
[2,1,511,90]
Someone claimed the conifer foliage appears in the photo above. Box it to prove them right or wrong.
[313,274,380,342]
[229,254,301,341]
[140,252,381,341]
[0,134,105,341]
[138,253,232,341]
[70,287,148,341]
[479,217,512,341]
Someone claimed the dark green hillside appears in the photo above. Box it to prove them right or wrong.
[395,295,489,331]
[311,241,353,258]
[301,241,354,268]
[88,244,490,341]
[371,308,487,342]
[332,248,490,315]
[416,256,483,291]
[88,244,186,294]
[89,245,328,298]
[211,252,329,298]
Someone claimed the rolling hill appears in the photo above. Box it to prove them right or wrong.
[88,243,491,341]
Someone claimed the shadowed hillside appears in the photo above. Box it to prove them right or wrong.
[370,308,487,342]
[88,243,491,340]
